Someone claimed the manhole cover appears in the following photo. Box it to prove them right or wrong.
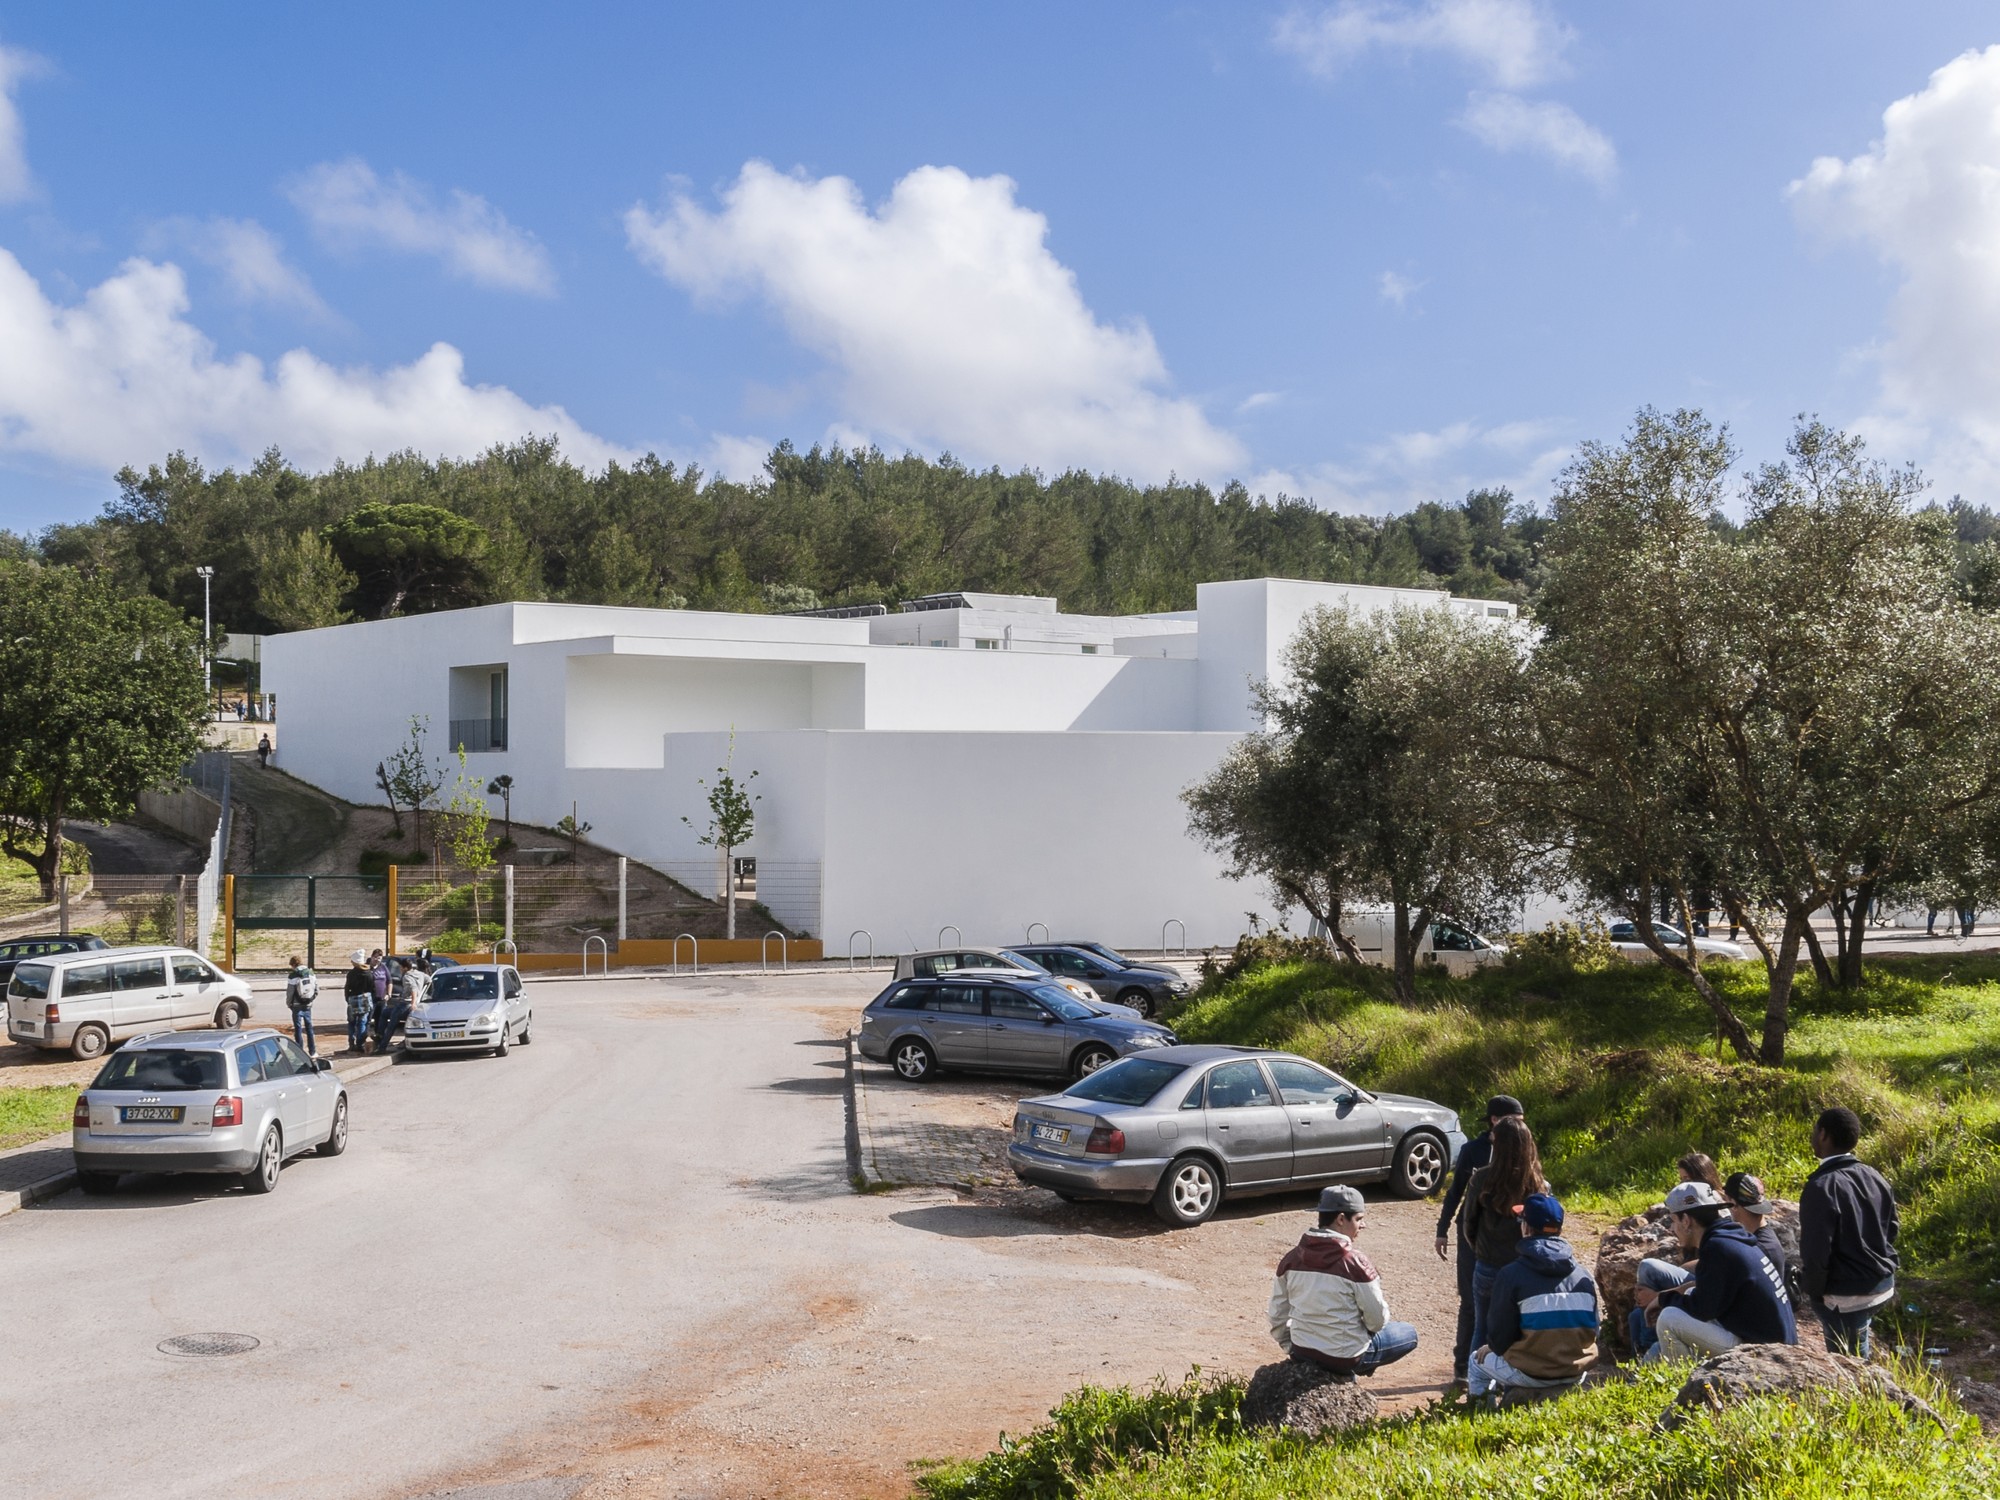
[157,1333,260,1358]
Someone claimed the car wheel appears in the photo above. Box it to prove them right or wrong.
[1152,1154,1222,1227]
[493,1024,510,1058]
[1072,1043,1116,1079]
[518,1014,533,1045]
[69,1023,110,1061]
[75,1169,118,1195]
[316,1095,349,1157]
[242,1125,282,1195]
[214,1000,246,1029]
[1115,987,1156,1018]
[1390,1130,1449,1199]
[890,1037,936,1082]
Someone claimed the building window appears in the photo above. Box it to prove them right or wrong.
[929,639,948,648]
[1080,643,1100,654]
[974,638,999,650]
[448,664,508,752]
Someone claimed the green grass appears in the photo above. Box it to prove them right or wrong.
[920,1365,1996,1500]
[1164,952,2000,1297]
[0,1085,77,1151]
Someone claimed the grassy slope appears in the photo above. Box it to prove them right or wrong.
[1165,953,2000,1294]
[0,1086,75,1151]
[918,1366,1998,1500]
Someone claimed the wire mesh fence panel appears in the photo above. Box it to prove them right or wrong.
[36,875,197,948]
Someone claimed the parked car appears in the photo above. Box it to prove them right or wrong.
[1336,913,1509,977]
[891,947,1102,1006]
[857,973,1176,1084]
[402,964,532,1056]
[1008,1045,1467,1227]
[71,1027,347,1194]
[1009,944,1191,1017]
[1606,921,1747,964]
[0,933,108,987]
[5,946,254,1060]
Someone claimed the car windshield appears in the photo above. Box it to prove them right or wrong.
[1028,984,1097,1021]
[91,1049,226,1091]
[429,971,500,1002]
[1613,923,1686,943]
[1083,944,1132,966]
[1064,1057,1187,1106]
[8,962,51,1000]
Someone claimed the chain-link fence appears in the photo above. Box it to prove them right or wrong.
[0,874,202,948]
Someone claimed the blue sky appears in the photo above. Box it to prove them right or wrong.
[3,2,1999,531]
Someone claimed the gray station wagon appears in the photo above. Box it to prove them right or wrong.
[857,974,1176,1083]
[1007,1045,1466,1226]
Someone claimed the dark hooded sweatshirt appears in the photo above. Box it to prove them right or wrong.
[1483,1234,1600,1381]
[1660,1220,1797,1346]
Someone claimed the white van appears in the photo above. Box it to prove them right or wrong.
[4,947,255,1060]
[1332,913,1509,977]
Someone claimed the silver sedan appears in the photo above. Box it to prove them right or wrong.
[1007,1044,1466,1227]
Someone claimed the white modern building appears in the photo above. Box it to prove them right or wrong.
[263,578,1517,954]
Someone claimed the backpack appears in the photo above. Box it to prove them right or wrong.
[289,970,319,1007]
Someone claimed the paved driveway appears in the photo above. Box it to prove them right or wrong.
[0,973,1456,1499]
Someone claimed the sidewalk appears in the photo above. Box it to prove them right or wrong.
[0,1051,394,1219]
[846,1035,1016,1190]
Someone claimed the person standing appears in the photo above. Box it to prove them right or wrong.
[1799,1106,1899,1358]
[256,733,272,769]
[343,949,373,1052]
[1268,1185,1420,1380]
[368,949,394,1054]
[1435,1094,1524,1391]
[1641,1181,1796,1361]
[1469,1192,1598,1400]
[283,954,318,1055]
[1457,1116,1548,1370]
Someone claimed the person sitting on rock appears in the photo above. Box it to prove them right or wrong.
[1468,1191,1598,1401]
[1641,1181,1796,1363]
[1628,1152,1735,1355]
[1722,1171,1800,1307]
[1268,1184,1420,1382]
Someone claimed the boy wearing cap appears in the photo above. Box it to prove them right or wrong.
[1435,1095,1523,1388]
[1642,1181,1796,1362]
[1723,1172,1791,1291]
[1468,1192,1598,1399]
[1268,1185,1421,1380]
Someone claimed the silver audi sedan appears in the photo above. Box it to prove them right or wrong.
[1007,1044,1466,1227]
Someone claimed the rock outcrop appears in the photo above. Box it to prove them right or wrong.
[1241,1360,1379,1438]
[1659,1342,1940,1430]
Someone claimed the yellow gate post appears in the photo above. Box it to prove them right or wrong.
[223,873,236,972]
[386,862,399,957]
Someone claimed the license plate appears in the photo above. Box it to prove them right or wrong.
[120,1106,184,1123]
[1031,1123,1069,1143]
[436,1030,465,1039]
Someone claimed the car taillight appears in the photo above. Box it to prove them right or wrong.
[212,1096,244,1127]
[1084,1125,1126,1156]
[72,1095,89,1127]
[45,1003,58,1024]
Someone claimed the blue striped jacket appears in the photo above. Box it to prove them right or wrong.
[1483,1234,1600,1380]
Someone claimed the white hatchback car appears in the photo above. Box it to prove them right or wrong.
[402,964,533,1056]
[5,946,254,1060]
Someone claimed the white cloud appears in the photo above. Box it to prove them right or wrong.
[287,158,555,295]
[625,160,1245,482]
[0,42,48,203]
[1274,0,1571,90]
[0,249,634,473]
[705,432,774,483]
[1378,269,1422,306]
[1790,46,2000,496]
[1252,417,1570,515]
[1460,91,1616,184]
[1237,390,1283,413]
[149,217,329,317]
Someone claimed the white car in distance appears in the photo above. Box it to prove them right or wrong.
[402,964,533,1057]
[1606,921,1748,964]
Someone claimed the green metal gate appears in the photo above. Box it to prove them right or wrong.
[225,870,397,970]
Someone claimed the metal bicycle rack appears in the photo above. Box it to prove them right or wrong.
[491,938,520,967]
[1161,918,1187,957]
[671,933,698,974]
[1025,921,1050,944]
[762,931,788,972]
[847,930,875,971]
[583,935,609,978]
[937,924,961,948]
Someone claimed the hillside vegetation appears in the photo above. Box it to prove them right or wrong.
[1166,950,2000,1296]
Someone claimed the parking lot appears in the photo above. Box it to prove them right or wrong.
[0,970,1468,1500]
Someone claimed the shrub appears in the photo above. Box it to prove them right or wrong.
[430,923,504,953]
[1507,918,1616,973]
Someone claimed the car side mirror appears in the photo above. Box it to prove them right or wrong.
[314,1058,335,1072]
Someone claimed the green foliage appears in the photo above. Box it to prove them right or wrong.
[324,501,492,619]
[253,528,355,630]
[0,1085,80,1151]
[916,1371,1245,1500]
[380,716,443,843]
[1506,918,1617,973]
[431,922,505,953]
[960,1363,1997,1500]
[0,561,209,897]
[1172,953,2000,1292]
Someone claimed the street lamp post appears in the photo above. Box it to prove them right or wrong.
[195,566,214,713]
